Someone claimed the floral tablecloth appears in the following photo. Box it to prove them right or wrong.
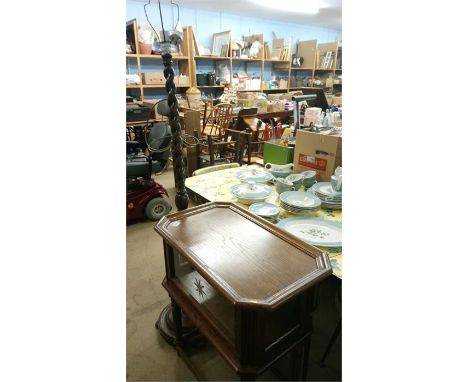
[185,164,342,279]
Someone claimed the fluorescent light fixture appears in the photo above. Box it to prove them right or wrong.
[249,0,323,14]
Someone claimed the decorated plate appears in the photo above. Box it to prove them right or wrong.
[311,182,342,198]
[277,218,342,247]
[280,191,322,209]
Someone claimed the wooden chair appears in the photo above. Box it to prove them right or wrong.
[202,103,233,136]
[194,128,252,170]
[192,163,240,176]
[208,128,252,166]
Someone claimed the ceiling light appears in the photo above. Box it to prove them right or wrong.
[249,0,323,14]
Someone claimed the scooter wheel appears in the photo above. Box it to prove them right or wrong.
[145,197,171,221]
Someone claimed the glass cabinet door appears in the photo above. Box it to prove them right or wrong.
[172,250,235,341]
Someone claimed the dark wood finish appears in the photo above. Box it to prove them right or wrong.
[154,202,332,380]
[155,203,330,309]
[241,110,293,121]
[156,44,190,347]
[162,48,189,211]
[194,129,252,170]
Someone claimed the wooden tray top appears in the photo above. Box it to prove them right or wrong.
[155,202,332,310]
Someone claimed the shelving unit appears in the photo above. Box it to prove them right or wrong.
[126,19,194,101]
[126,19,342,102]
[313,41,341,102]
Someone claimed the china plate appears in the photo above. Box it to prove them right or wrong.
[236,168,274,183]
[312,182,342,197]
[249,202,280,217]
[280,191,322,209]
[280,201,321,211]
[277,218,342,247]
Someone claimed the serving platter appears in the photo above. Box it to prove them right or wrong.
[277,218,342,247]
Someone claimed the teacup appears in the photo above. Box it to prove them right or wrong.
[273,178,295,194]
[331,174,342,192]
[301,170,317,189]
[285,174,304,191]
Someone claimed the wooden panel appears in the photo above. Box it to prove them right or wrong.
[297,40,317,69]
[155,202,331,309]
[182,109,201,176]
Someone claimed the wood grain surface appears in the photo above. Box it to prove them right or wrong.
[155,202,331,309]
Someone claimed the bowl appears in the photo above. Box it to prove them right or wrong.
[249,202,280,218]
[231,182,272,205]
[268,169,293,178]
[236,168,274,183]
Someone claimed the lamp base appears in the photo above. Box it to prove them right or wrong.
[155,304,204,346]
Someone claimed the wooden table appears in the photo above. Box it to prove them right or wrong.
[247,110,293,120]
[126,118,157,127]
[181,107,293,122]
[185,164,342,279]
[155,202,332,380]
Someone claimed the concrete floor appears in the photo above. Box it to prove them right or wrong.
[127,164,342,381]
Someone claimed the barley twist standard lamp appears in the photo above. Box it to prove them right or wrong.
[147,0,200,346]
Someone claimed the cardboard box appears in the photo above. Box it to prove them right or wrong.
[331,96,342,106]
[293,130,342,181]
[175,75,190,86]
[264,140,295,165]
[142,72,165,85]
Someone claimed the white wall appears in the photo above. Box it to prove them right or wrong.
[126,0,342,49]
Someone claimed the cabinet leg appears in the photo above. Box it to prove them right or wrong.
[320,319,341,366]
[290,344,302,381]
[239,373,256,381]
[301,337,311,381]
[171,299,183,346]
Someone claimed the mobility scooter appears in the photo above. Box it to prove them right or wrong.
[126,121,173,222]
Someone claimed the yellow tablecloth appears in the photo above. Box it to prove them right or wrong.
[185,164,342,279]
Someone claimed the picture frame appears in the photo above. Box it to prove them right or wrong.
[220,44,228,57]
[212,31,231,57]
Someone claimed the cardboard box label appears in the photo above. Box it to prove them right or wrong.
[298,154,327,171]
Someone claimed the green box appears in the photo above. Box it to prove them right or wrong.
[263,140,295,165]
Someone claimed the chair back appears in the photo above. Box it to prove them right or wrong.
[207,103,233,136]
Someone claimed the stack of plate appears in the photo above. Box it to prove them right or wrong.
[308,182,342,210]
[279,191,321,215]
